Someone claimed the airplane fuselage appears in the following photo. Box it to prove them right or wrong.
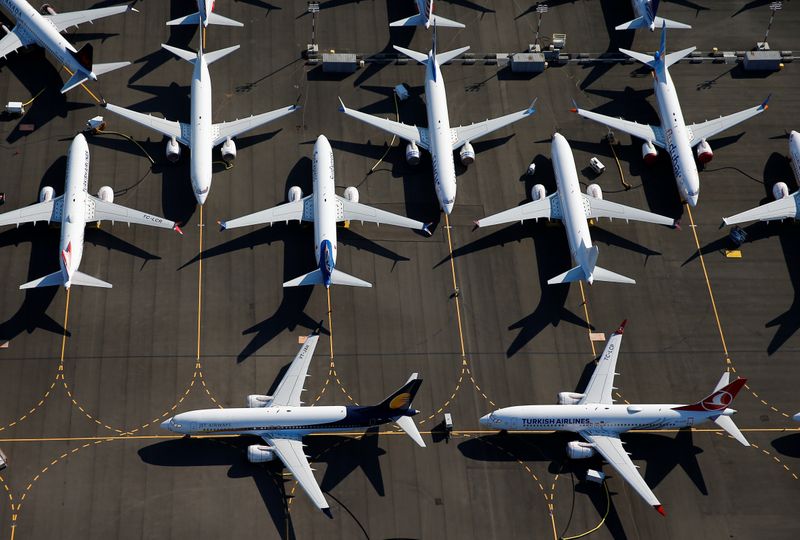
[631,0,656,30]
[424,57,457,214]
[0,0,93,80]
[789,131,800,183]
[190,55,214,204]
[481,403,732,434]
[552,133,594,276]
[59,134,93,287]
[312,135,338,287]
[200,0,214,26]
[653,67,700,206]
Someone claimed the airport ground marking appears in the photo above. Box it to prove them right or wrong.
[577,281,597,357]
[685,205,793,419]
[194,206,223,409]
[714,431,799,481]
[561,482,611,540]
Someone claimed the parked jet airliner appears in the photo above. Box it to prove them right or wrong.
[221,135,430,288]
[476,133,674,285]
[0,134,180,289]
[616,0,691,31]
[574,24,769,207]
[167,0,243,27]
[0,0,133,93]
[391,0,464,28]
[481,321,750,515]
[161,333,426,517]
[339,29,535,215]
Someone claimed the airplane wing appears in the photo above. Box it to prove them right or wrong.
[45,4,134,32]
[0,197,61,227]
[87,196,176,230]
[723,193,799,226]
[338,98,429,150]
[337,196,427,231]
[0,27,34,59]
[220,196,312,230]
[580,431,663,512]
[270,334,320,407]
[584,195,674,226]
[578,321,625,405]
[261,436,329,512]
[574,106,664,147]
[103,103,187,144]
[451,101,537,150]
[476,193,562,228]
[687,97,770,146]
[211,105,299,146]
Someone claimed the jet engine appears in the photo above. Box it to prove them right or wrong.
[287,186,303,202]
[246,394,273,408]
[566,441,596,459]
[166,137,181,163]
[405,141,420,165]
[696,139,713,164]
[40,4,57,16]
[558,392,584,405]
[221,138,237,163]
[531,184,547,201]
[247,445,275,463]
[459,142,475,166]
[642,141,658,165]
[39,186,54,203]
[586,184,603,200]
[344,186,359,203]
[97,186,114,203]
[773,181,789,200]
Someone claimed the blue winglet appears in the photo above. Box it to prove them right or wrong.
[337,97,345,113]
[422,222,433,237]
[570,99,579,113]
[526,97,538,115]
[759,93,772,111]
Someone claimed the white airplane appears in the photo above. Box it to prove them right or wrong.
[573,24,769,207]
[0,0,133,93]
[616,0,691,31]
[480,320,750,516]
[723,131,800,225]
[220,135,430,288]
[160,333,426,517]
[339,29,535,215]
[0,134,180,289]
[103,41,298,205]
[476,133,674,285]
[390,0,464,28]
[167,0,243,28]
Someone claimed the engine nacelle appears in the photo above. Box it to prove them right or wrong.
[246,394,273,408]
[97,186,114,203]
[40,4,57,16]
[586,184,603,200]
[39,186,54,203]
[567,441,596,460]
[287,186,303,202]
[773,181,789,200]
[531,184,546,201]
[166,137,181,163]
[642,140,658,165]
[344,186,359,203]
[558,392,584,405]
[459,142,475,166]
[221,138,237,163]
[696,139,713,164]
[405,141,420,166]
[247,444,275,463]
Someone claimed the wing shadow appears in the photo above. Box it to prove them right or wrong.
[312,429,386,497]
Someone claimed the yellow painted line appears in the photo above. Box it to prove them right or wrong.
[444,214,466,356]
[197,206,203,361]
[60,288,71,361]
[686,204,730,359]
[61,66,101,104]
[327,287,334,359]
[578,281,597,357]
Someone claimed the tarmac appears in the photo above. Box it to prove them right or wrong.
[0,0,798,539]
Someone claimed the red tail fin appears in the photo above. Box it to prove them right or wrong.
[673,377,747,412]
[61,241,72,270]
[71,43,93,71]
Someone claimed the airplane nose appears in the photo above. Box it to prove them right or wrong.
[160,419,172,431]
[196,192,208,206]
[479,414,491,427]
[686,194,698,207]
[443,202,454,215]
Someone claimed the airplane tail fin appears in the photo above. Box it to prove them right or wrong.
[70,43,93,71]
[167,11,243,27]
[672,373,750,446]
[373,373,426,447]
[20,270,112,289]
[283,268,372,288]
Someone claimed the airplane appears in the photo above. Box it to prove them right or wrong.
[160,332,426,517]
[573,24,769,207]
[390,0,465,28]
[723,131,800,225]
[0,134,180,289]
[616,0,691,31]
[102,39,298,206]
[476,133,675,285]
[0,0,134,93]
[220,135,430,288]
[339,28,535,215]
[167,0,244,28]
[480,320,750,516]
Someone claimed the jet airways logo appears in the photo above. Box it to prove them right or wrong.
[389,392,412,410]
[700,390,733,411]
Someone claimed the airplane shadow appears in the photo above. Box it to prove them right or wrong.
[578,1,635,90]
[771,433,800,458]
[310,429,386,497]
[352,1,416,88]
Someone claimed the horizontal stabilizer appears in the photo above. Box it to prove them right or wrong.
[393,45,428,65]
[20,271,66,289]
[547,265,586,285]
[61,71,89,94]
[206,12,244,27]
[615,16,649,31]
[591,266,636,284]
[436,45,470,66]
[389,13,464,28]
[69,271,113,288]
[283,269,372,288]
[653,16,691,30]
[390,13,426,27]
[395,415,426,447]
[618,47,655,68]
[663,46,696,68]
[161,43,197,63]
[713,415,749,447]
[203,45,241,66]
[92,61,131,77]
[167,11,244,27]
[166,12,202,26]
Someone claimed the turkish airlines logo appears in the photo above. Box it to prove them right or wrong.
[701,390,733,411]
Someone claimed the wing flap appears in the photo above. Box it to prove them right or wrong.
[270,335,320,407]
[476,193,561,228]
[584,195,674,226]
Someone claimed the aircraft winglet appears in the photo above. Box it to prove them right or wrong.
[654,505,666,516]
[615,320,628,335]
[760,94,771,111]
